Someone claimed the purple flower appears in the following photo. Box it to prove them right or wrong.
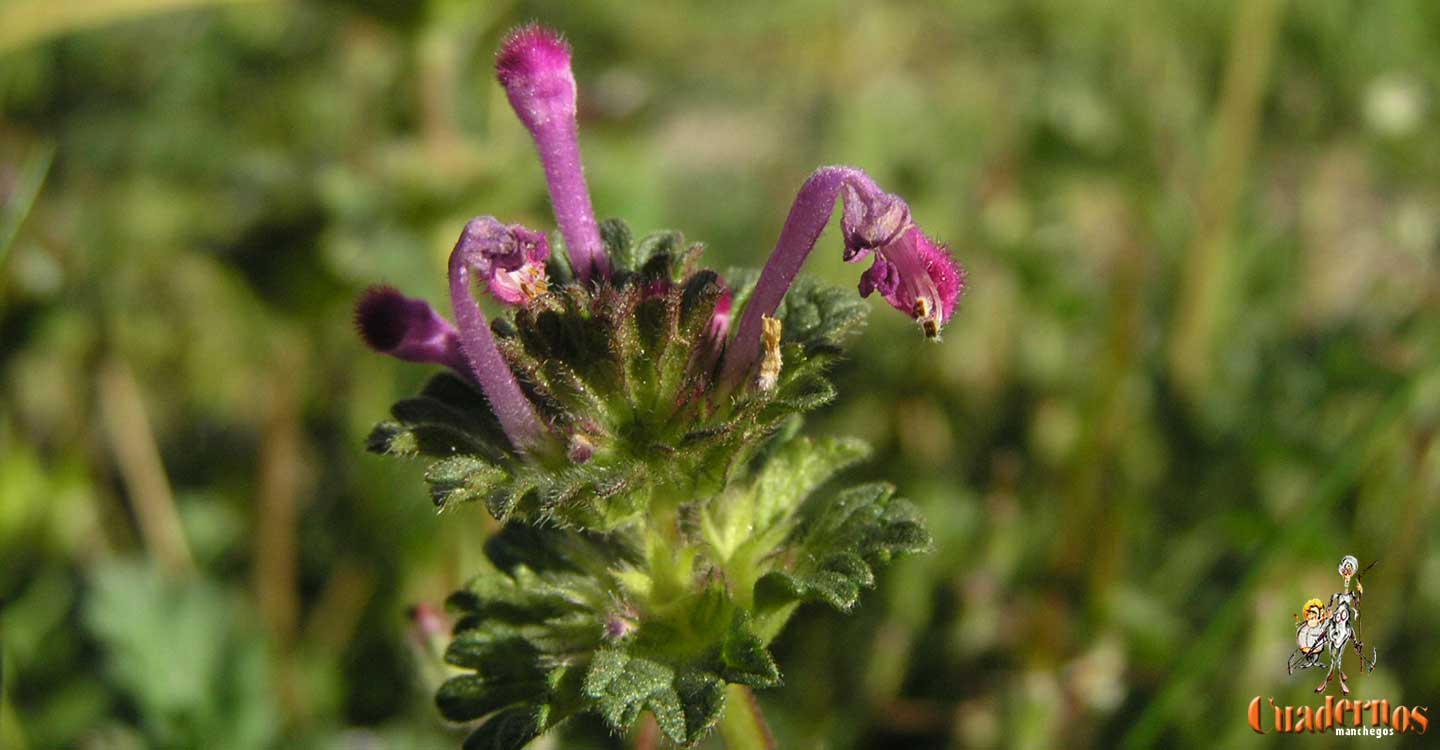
[496,24,609,284]
[690,282,733,379]
[449,217,549,451]
[456,217,551,306]
[708,286,734,345]
[719,166,965,388]
[354,286,471,377]
[852,226,964,339]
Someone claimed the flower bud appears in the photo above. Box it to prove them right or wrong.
[354,286,472,376]
[496,24,609,283]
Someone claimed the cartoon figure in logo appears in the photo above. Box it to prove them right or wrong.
[1289,555,1377,694]
[1287,598,1329,674]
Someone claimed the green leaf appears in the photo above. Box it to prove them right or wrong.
[580,647,723,746]
[674,671,727,744]
[546,231,575,285]
[755,483,931,614]
[368,382,511,459]
[82,561,277,750]
[366,421,417,456]
[600,218,636,271]
[749,436,869,532]
[755,568,860,612]
[719,613,781,688]
[703,435,870,585]
[633,229,684,272]
[646,685,688,744]
[461,707,542,750]
[444,632,540,674]
[584,648,669,729]
[436,674,546,723]
[426,456,509,509]
[774,276,869,346]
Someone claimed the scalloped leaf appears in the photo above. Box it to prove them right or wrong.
[426,456,509,509]
[775,276,869,346]
[437,674,546,723]
[718,612,781,688]
[581,648,725,746]
[754,483,931,614]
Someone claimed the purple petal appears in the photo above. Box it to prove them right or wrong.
[857,255,900,300]
[456,217,551,307]
[708,286,733,343]
[840,180,910,261]
[495,24,574,93]
[354,286,471,376]
[871,227,965,337]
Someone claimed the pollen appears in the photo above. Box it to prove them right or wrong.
[758,315,783,392]
[914,298,940,339]
[518,268,549,303]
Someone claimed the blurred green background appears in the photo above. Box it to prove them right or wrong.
[2,0,1438,748]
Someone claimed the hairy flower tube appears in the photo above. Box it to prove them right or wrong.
[496,24,608,284]
[357,23,963,750]
[354,286,471,376]
[448,218,550,452]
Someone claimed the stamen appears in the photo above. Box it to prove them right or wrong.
[757,316,783,392]
[914,298,940,339]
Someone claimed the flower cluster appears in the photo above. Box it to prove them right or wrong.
[357,24,963,749]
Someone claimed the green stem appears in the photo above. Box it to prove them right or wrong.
[718,684,775,750]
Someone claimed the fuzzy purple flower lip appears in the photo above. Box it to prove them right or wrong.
[851,226,964,339]
[496,24,609,284]
[354,286,471,376]
[457,217,551,306]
